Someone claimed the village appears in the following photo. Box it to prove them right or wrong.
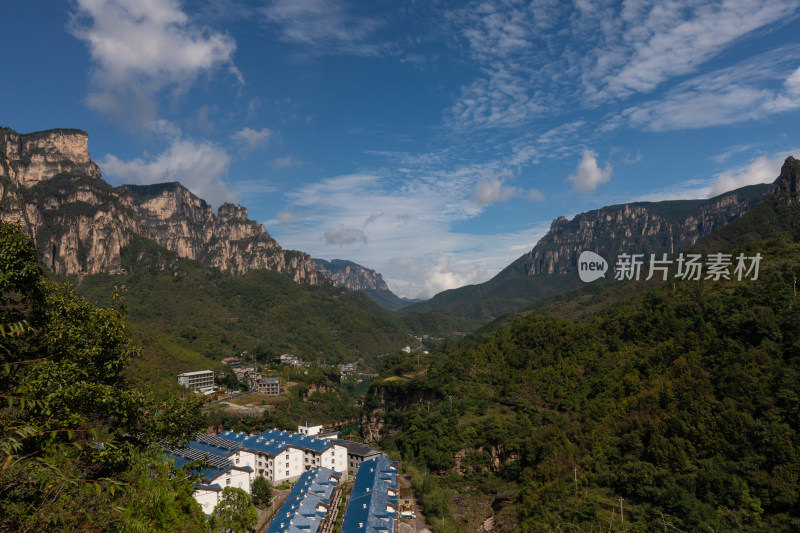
[173,355,425,533]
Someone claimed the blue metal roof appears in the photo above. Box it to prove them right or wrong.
[265,468,341,533]
[258,428,334,453]
[340,457,399,533]
[169,451,231,484]
[218,430,295,456]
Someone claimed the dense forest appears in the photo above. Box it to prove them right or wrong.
[370,163,800,532]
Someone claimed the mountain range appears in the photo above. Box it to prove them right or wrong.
[1,125,788,332]
[402,181,774,320]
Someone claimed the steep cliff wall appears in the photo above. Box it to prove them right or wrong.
[520,185,773,276]
[313,258,389,291]
[0,127,321,284]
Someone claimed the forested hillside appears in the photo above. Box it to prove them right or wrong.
[0,222,208,531]
[370,158,800,532]
[74,236,411,391]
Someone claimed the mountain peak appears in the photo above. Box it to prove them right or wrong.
[774,156,800,204]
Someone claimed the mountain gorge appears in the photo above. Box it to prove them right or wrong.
[0,127,320,284]
[313,258,421,311]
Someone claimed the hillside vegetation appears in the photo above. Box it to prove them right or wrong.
[74,236,412,390]
[371,160,800,532]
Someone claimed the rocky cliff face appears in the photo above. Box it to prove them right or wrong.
[0,127,321,284]
[774,156,800,204]
[520,184,774,276]
[312,258,389,291]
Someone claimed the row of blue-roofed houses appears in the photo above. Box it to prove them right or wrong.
[340,456,400,533]
[267,455,401,533]
[165,426,412,531]
[165,428,349,514]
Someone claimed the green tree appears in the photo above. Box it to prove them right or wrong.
[250,475,273,507]
[211,486,258,532]
[0,221,206,530]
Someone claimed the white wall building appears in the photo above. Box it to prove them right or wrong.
[177,370,214,390]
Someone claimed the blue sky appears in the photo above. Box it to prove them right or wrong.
[3,0,800,298]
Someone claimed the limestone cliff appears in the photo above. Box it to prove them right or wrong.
[401,177,775,319]
[519,184,773,276]
[312,258,389,291]
[0,127,321,284]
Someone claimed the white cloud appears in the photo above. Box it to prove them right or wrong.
[631,150,796,202]
[69,0,239,123]
[142,119,182,138]
[584,0,799,101]
[527,189,545,201]
[267,162,551,298]
[271,156,305,169]
[444,1,798,135]
[709,155,784,197]
[567,150,612,192]
[261,0,383,56]
[231,127,273,152]
[324,224,368,246]
[472,173,521,204]
[618,46,800,131]
[420,252,483,299]
[101,138,235,207]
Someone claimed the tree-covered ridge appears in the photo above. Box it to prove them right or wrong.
[374,229,800,532]
[74,235,411,391]
[0,221,208,531]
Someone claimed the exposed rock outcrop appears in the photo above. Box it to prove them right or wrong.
[0,127,321,284]
[774,156,800,204]
[520,184,774,276]
[313,258,389,291]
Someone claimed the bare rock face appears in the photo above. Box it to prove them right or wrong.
[519,185,774,276]
[0,127,321,284]
[774,156,800,204]
[313,258,389,291]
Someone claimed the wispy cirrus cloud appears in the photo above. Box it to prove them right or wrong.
[621,47,800,131]
[260,0,384,56]
[69,0,240,124]
[271,156,305,169]
[231,127,273,152]
[582,0,800,101]
[444,0,800,135]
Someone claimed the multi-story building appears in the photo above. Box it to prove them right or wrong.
[217,431,307,483]
[340,456,399,533]
[177,370,214,391]
[167,444,253,515]
[257,377,280,395]
[259,428,348,480]
[265,468,341,533]
[330,439,384,475]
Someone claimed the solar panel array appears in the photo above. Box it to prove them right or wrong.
[195,434,240,451]
[173,446,233,470]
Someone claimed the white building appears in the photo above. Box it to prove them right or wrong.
[177,370,214,391]
[217,431,308,483]
[168,445,252,515]
[298,422,324,436]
